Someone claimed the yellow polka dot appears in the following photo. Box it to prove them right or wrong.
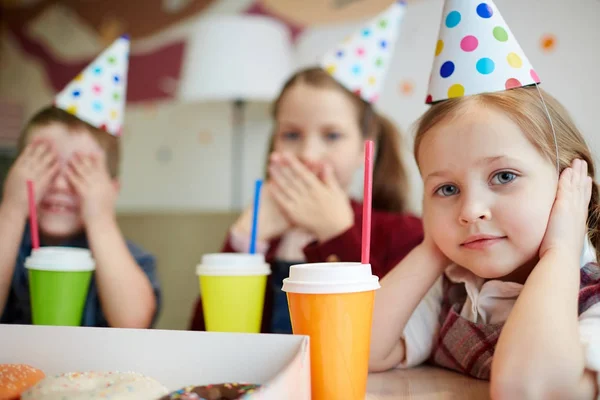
[368,76,376,85]
[507,52,523,68]
[325,65,336,74]
[110,110,118,120]
[447,84,465,99]
[66,105,77,115]
[74,74,83,82]
[435,40,444,56]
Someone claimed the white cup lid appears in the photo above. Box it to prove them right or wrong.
[282,262,380,294]
[196,253,271,276]
[25,247,96,272]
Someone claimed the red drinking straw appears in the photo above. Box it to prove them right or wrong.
[26,180,40,249]
[361,140,374,264]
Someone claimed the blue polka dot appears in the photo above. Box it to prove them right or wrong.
[72,89,81,97]
[380,40,387,49]
[336,50,344,58]
[113,75,120,83]
[445,11,461,28]
[93,101,103,112]
[476,3,493,18]
[362,29,371,37]
[476,58,495,74]
[352,64,361,75]
[440,61,455,78]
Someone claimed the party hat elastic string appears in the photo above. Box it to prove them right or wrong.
[533,83,560,174]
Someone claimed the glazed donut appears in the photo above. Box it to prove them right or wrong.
[21,371,168,399]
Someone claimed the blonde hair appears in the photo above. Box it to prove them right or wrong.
[18,106,120,178]
[268,67,410,212]
[414,86,600,261]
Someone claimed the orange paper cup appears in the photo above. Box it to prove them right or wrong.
[282,262,380,400]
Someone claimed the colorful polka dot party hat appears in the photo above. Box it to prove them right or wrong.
[426,0,540,104]
[320,0,407,104]
[54,35,130,136]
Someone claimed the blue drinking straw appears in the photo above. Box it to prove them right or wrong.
[249,179,263,254]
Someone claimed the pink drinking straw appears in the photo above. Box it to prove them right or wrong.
[362,140,374,265]
[26,180,40,249]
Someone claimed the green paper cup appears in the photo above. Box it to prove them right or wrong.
[25,247,95,326]
[196,253,270,333]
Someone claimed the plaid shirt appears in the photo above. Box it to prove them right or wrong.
[430,262,600,380]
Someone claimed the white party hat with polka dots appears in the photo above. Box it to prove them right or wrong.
[54,35,130,136]
[426,0,540,104]
[320,0,407,104]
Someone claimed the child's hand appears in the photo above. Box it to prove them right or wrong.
[66,152,117,223]
[232,181,291,242]
[1,138,59,219]
[539,159,592,260]
[422,232,450,272]
[269,152,354,243]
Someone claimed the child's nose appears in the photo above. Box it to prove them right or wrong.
[300,139,324,164]
[458,195,492,225]
[51,170,70,191]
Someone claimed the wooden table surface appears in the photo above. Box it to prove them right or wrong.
[366,367,490,399]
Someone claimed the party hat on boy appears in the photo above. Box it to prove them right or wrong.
[425,0,540,104]
[320,0,407,104]
[54,35,130,136]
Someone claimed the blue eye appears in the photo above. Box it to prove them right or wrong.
[491,171,517,185]
[435,184,459,197]
[325,132,342,141]
[281,131,300,141]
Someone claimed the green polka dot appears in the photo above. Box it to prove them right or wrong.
[108,56,117,64]
[375,57,384,67]
[113,92,120,101]
[493,26,508,42]
[378,19,388,29]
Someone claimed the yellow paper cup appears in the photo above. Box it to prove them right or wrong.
[282,262,380,400]
[196,253,270,333]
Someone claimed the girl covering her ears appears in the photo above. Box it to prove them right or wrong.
[190,67,424,334]
[370,1,600,397]
[370,85,600,399]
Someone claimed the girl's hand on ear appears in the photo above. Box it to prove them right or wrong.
[539,159,592,260]
[423,232,451,272]
[232,182,291,242]
[269,152,354,243]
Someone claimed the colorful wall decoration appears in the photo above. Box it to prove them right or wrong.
[1,0,397,104]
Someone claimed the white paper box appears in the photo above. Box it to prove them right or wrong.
[0,324,311,399]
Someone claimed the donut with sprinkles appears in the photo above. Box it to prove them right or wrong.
[21,371,168,399]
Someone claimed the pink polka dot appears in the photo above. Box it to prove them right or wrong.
[505,78,521,89]
[356,47,365,57]
[460,35,479,52]
[530,69,540,83]
[92,85,102,94]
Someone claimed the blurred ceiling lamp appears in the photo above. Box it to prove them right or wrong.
[178,15,294,209]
